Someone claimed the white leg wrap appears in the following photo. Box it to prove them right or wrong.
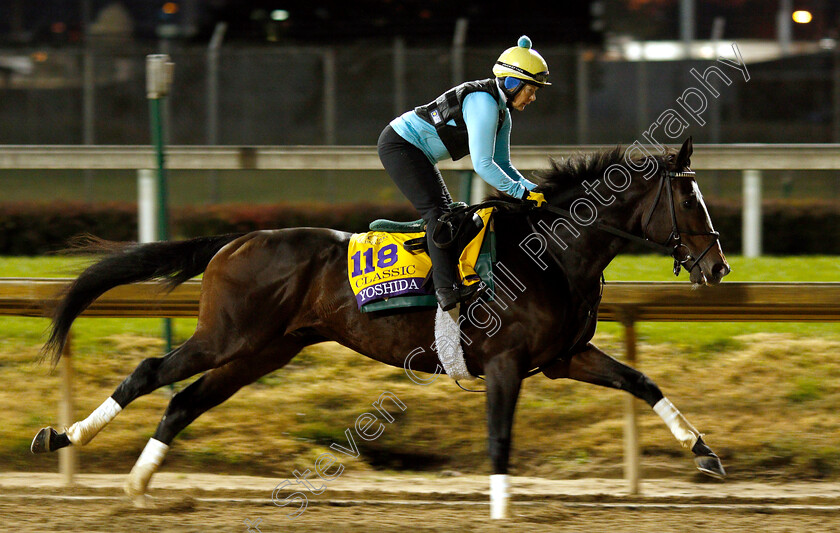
[434,306,476,382]
[653,397,700,449]
[66,397,122,446]
[125,438,169,502]
[490,474,509,519]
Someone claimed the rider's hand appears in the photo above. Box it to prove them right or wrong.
[523,190,546,207]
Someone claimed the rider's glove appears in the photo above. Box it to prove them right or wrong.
[522,190,546,207]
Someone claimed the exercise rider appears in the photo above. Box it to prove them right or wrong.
[378,35,549,311]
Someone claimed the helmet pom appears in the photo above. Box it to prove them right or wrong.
[517,35,532,49]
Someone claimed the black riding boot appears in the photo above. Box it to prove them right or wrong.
[426,216,460,310]
[427,216,484,311]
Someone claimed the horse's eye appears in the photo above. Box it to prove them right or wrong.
[682,197,696,209]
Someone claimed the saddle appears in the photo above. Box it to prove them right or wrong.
[348,204,497,313]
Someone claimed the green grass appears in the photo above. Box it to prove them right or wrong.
[4,253,834,282]
[597,255,840,345]
[0,255,91,278]
[605,255,839,282]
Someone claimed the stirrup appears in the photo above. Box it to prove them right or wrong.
[458,282,483,304]
[435,287,459,311]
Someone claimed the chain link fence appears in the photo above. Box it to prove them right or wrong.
[0,42,838,204]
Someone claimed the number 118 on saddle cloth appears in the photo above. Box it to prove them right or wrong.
[347,207,495,309]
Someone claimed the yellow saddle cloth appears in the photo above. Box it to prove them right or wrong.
[348,207,494,309]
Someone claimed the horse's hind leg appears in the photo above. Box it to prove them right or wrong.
[124,339,308,504]
[32,334,223,454]
[542,343,725,479]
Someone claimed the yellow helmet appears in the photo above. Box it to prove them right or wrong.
[492,35,550,87]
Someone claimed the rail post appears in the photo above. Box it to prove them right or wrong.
[619,308,641,495]
[59,331,76,486]
[742,169,762,257]
[137,168,157,243]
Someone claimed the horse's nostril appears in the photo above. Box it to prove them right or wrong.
[712,263,730,277]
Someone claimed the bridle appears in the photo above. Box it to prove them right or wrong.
[537,166,720,278]
[638,168,721,276]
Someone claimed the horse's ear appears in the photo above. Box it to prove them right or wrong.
[675,136,693,168]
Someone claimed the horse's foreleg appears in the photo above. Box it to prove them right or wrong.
[542,343,725,479]
[484,352,523,519]
[32,336,217,454]
[125,342,304,505]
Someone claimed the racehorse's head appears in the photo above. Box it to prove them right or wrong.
[642,137,730,285]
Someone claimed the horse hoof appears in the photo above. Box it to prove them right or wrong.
[128,493,152,508]
[695,454,726,479]
[124,483,147,508]
[31,427,53,453]
[31,427,69,454]
[691,436,725,479]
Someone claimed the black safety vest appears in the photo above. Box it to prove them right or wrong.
[414,78,507,161]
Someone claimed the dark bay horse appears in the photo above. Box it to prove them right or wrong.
[32,137,729,518]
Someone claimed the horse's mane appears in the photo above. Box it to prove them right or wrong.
[487,145,668,205]
[534,145,625,197]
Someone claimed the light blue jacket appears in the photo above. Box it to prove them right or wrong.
[390,86,537,199]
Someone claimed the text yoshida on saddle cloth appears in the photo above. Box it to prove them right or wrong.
[347,207,494,309]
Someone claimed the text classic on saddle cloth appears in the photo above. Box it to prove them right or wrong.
[347,208,494,308]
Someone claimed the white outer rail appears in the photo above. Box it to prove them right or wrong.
[1,143,837,256]
[0,143,838,170]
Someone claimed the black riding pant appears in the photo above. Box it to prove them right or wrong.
[377,125,456,291]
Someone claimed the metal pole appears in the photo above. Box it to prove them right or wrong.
[322,48,337,198]
[452,18,468,86]
[206,22,227,203]
[622,316,641,495]
[149,98,169,242]
[459,171,473,204]
[680,0,695,58]
[635,60,648,134]
[742,170,762,257]
[9,0,24,41]
[709,17,725,144]
[322,48,336,145]
[82,0,95,201]
[59,332,76,486]
[777,0,792,56]
[393,37,406,119]
[833,44,840,142]
[452,19,471,202]
[576,48,589,144]
[147,54,174,353]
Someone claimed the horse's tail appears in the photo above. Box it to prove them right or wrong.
[43,233,244,366]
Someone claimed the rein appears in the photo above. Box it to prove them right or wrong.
[438,168,720,278]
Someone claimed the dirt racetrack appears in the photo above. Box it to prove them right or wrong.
[3,472,840,532]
